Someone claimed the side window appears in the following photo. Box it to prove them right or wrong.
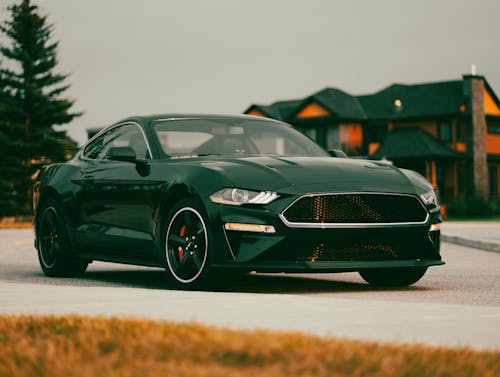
[83,124,150,160]
[83,133,108,159]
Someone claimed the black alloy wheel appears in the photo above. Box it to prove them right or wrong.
[359,267,428,287]
[37,199,88,277]
[165,199,211,289]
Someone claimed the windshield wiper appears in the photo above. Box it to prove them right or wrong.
[170,153,221,159]
[196,153,221,157]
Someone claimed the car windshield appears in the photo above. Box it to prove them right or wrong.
[153,118,329,158]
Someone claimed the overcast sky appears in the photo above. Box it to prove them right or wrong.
[2,0,500,145]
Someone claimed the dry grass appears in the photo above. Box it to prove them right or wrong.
[0,222,32,229]
[0,315,498,377]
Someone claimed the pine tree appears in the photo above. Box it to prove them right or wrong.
[0,0,80,216]
[0,70,26,215]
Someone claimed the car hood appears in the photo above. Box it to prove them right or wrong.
[201,156,423,195]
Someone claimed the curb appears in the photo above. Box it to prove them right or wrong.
[441,235,500,254]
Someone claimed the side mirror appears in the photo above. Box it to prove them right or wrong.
[328,149,348,158]
[106,146,137,163]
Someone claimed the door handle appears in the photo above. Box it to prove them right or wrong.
[84,175,94,184]
[71,174,95,186]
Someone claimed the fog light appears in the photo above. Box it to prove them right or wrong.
[430,223,441,231]
[224,223,276,233]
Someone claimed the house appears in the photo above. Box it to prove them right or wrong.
[244,75,500,203]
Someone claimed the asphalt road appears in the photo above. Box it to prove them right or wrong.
[1,229,499,350]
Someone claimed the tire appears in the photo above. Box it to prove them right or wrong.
[359,267,427,287]
[163,198,213,290]
[37,198,88,277]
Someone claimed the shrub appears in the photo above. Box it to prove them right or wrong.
[465,196,495,217]
[446,199,467,217]
[446,197,499,218]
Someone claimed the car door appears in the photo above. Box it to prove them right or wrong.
[76,122,160,261]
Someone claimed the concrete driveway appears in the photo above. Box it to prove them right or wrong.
[1,229,499,350]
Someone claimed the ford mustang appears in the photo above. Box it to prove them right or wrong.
[33,114,443,289]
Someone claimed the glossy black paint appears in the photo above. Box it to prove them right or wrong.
[33,114,443,280]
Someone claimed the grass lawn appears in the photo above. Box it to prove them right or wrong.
[0,315,498,377]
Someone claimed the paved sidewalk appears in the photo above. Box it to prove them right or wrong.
[441,222,500,253]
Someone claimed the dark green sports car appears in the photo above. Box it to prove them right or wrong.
[33,114,443,289]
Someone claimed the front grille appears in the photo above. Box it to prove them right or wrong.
[281,193,427,225]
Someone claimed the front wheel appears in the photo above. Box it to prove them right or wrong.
[164,199,213,290]
[359,267,427,287]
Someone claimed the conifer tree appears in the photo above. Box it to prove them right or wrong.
[0,0,79,215]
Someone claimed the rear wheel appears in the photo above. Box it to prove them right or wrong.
[359,267,427,287]
[37,199,88,277]
[164,199,213,290]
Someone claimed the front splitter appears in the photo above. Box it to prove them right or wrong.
[211,258,445,273]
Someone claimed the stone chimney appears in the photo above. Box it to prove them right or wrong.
[463,74,489,199]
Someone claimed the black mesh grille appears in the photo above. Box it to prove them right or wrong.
[258,238,434,262]
[306,242,399,261]
[282,194,427,224]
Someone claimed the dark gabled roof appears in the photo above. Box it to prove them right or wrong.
[245,99,304,121]
[245,89,366,122]
[308,88,366,119]
[245,81,468,122]
[270,99,305,120]
[244,76,500,122]
[370,127,459,160]
[358,80,465,119]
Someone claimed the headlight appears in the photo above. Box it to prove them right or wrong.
[420,189,438,206]
[210,188,279,206]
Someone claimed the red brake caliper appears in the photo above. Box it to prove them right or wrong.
[178,225,186,260]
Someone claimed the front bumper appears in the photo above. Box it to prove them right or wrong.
[207,197,443,273]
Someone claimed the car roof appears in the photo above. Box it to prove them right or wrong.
[113,113,288,127]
